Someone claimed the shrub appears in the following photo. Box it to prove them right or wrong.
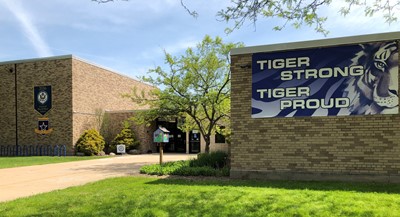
[220,167,230,176]
[140,151,230,177]
[75,129,105,156]
[140,159,230,177]
[190,151,228,169]
[172,166,217,176]
[140,161,190,176]
[110,121,140,152]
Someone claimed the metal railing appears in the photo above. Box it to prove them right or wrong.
[0,145,67,157]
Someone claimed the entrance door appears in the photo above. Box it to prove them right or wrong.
[189,131,200,153]
[156,118,186,153]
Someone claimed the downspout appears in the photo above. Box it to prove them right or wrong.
[14,64,18,156]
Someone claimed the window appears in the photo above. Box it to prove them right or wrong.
[215,126,226,143]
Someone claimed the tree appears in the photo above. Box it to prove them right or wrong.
[91,0,198,17]
[216,0,400,35]
[126,35,243,153]
[92,0,126,3]
[93,0,399,35]
[75,129,105,156]
[110,121,140,152]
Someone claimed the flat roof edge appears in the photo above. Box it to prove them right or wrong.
[231,31,400,55]
[0,55,73,65]
[0,54,155,89]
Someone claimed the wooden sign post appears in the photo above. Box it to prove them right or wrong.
[159,143,163,165]
[153,127,170,166]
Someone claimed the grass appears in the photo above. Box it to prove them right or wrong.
[0,156,110,169]
[1,176,400,216]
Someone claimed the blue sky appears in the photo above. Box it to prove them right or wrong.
[1,0,399,79]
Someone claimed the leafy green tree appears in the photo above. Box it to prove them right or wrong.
[93,0,399,35]
[110,121,140,152]
[75,129,105,156]
[126,35,242,153]
[216,0,400,35]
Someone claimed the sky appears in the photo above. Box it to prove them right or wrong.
[0,0,400,80]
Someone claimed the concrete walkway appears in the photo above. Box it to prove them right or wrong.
[0,154,195,203]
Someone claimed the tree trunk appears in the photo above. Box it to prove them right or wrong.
[204,136,211,153]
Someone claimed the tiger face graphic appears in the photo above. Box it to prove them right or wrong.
[345,41,399,115]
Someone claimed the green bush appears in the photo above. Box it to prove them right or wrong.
[110,121,140,152]
[172,166,217,176]
[190,151,228,169]
[75,129,105,156]
[140,151,230,177]
[140,160,229,177]
[140,161,190,175]
[220,167,230,176]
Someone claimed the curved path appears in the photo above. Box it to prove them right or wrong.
[0,154,195,202]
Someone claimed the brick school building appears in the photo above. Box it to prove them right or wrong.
[0,55,227,155]
[230,32,400,182]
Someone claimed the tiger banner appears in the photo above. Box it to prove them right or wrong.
[252,41,399,118]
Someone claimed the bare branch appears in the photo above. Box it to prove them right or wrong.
[92,0,127,3]
[180,0,198,18]
[218,0,399,35]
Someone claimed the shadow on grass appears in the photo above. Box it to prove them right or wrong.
[145,176,400,194]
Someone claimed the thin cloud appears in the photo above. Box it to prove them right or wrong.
[324,2,400,34]
[163,38,199,54]
[1,0,52,57]
[135,38,199,62]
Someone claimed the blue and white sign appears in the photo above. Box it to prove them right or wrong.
[252,41,399,118]
[117,144,126,154]
[34,86,52,115]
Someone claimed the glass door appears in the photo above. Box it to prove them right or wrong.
[189,130,200,153]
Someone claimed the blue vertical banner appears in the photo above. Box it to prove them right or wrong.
[252,41,399,118]
[34,86,52,115]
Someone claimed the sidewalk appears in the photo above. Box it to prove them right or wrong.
[0,153,195,202]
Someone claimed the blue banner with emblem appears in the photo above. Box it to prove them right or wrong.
[34,86,52,115]
[252,41,399,118]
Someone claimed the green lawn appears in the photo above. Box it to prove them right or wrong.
[1,177,400,217]
[0,156,110,169]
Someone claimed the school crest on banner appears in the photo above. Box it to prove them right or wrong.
[34,86,52,115]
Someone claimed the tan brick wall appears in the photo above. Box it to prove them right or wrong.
[0,58,74,153]
[71,114,98,153]
[71,58,155,146]
[0,64,16,146]
[200,135,229,153]
[230,48,400,182]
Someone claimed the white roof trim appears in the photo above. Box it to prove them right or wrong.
[0,54,155,88]
[231,31,400,55]
[0,55,73,65]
